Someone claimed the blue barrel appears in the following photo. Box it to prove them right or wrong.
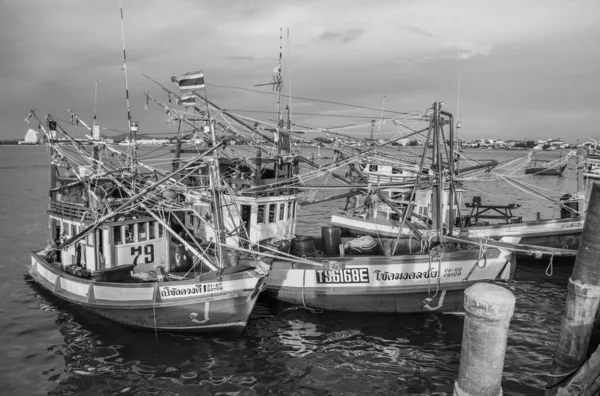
[291,236,316,257]
[322,226,342,255]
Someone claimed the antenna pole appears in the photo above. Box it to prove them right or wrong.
[276,28,283,151]
[378,95,386,131]
[92,79,98,130]
[455,74,462,152]
[287,28,292,135]
[91,79,100,170]
[119,0,136,168]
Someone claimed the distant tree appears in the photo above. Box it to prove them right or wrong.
[526,140,536,148]
[408,140,419,146]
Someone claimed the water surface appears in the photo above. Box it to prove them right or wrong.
[0,146,581,395]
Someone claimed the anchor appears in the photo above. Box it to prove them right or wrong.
[189,301,211,324]
[423,290,447,311]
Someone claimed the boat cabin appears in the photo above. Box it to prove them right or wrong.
[367,186,465,229]
[358,161,420,183]
[47,173,189,278]
[187,193,297,246]
[183,152,300,246]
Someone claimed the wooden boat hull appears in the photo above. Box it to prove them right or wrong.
[28,252,266,333]
[524,164,567,175]
[265,248,513,313]
[331,213,583,251]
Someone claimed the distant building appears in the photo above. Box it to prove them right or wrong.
[18,129,39,144]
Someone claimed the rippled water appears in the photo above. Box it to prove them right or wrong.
[0,146,582,395]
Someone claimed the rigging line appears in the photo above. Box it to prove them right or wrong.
[220,109,401,120]
[205,83,412,115]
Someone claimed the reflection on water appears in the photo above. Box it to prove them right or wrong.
[26,269,569,396]
[1,147,579,395]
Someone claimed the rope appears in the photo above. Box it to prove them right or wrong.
[545,254,555,277]
[153,282,159,340]
[282,269,322,314]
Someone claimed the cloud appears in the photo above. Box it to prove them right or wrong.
[399,26,434,38]
[227,56,258,62]
[316,28,366,43]
[1,0,599,142]
[457,43,493,59]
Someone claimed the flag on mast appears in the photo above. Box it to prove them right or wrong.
[177,94,196,107]
[171,70,205,91]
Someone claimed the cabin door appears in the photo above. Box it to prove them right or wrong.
[240,205,251,244]
[85,233,95,271]
[96,229,105,270]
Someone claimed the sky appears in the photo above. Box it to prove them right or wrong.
[1,0,599,143]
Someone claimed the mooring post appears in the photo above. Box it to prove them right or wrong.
[546,183,600,395]
[454,283,516,396]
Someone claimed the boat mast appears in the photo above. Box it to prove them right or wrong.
[201,83,227,266]
[92,80,100,171]
[119,0,137,170]
[92,79,98,130]
[576,139,581,193]
[432,102,444,242]
[275,28,283,180]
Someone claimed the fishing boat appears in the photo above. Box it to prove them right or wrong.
[332,144,583,251]
[524,159,567,176]
[262,103,517,313]
[24,30,283,334]
[331,193,584,251]
[583,153,600,180]
[25,111,272,333]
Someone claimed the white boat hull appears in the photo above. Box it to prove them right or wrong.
[331,213,583,251]
[265,248,513,313]
[29,252,266,333]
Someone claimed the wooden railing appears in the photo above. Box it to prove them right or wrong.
[48,201,99,221]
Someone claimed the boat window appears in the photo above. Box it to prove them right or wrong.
[392,168,403,175]
[125,224,135,243]
[158,224,164,238]
[292,202,296,218]
[257,205,266,224]
[369,164,378,172]
[149,221,156,239]
[279,203,285,221]
[268,204,276,223]
[71,224,77,236]
[241,205,251,231]
[138,222,147,242]
[64,223,70,237]
[113,226,122,245]
[86,233,93,246]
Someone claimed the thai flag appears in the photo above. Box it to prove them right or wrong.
[171,71,204,91]
[177,94,196,106]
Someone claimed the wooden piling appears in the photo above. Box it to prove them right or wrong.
[546,183,600,394]
[454,283,516,396]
